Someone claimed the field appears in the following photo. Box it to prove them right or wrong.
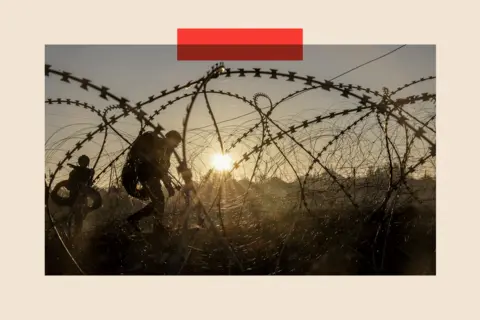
[45,171,435,275]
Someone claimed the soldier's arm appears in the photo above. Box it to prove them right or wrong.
[158,161,172,186]
[158,151,173,186]
[88,169,95,185]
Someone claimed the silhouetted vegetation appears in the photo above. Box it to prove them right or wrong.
[45,168,435,275]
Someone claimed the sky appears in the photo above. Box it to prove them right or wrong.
[45,45,436,185]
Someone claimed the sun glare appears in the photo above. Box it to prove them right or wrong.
[211,153,233,172]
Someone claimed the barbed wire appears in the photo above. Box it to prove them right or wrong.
[45,62,436,275]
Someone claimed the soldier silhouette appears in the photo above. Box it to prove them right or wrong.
[122,130,182,233]
[67,155,94,197]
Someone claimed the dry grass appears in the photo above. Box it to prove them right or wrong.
[45,175,435,275]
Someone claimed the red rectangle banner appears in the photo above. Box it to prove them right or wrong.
[177,28,303,61]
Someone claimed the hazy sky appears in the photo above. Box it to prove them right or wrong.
[45,45,435,184]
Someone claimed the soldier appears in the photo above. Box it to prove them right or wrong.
[67,155,95,198]
[122,130,182,232]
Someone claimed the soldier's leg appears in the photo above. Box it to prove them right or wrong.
[144,177,166,233]
[126,162,155,226]
[127,202,154,228]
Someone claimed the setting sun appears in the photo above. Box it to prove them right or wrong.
[211,153,233,171]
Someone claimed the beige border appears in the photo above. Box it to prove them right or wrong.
[1,0,479,318]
